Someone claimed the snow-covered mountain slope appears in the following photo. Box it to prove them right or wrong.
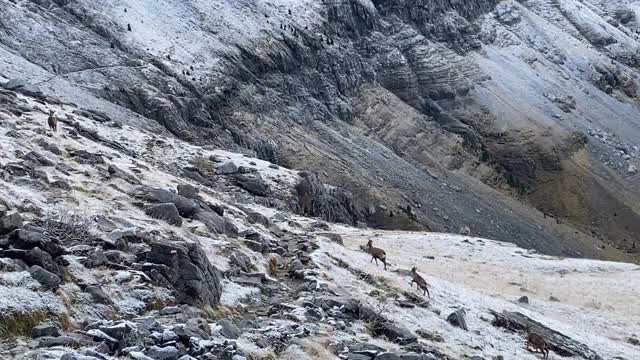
[0,90,639,359]
[2,0,640,261]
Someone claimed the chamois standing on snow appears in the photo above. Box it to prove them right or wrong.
[47,109,58,132]
[410,266,430,298]
[526,326,550,359]
[366,239,387,270]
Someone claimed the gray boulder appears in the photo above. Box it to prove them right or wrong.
[85,285,113,304]
[0,247,64,277]
[177,184,199,199]
[447,309,468,331]
[235,175,269,196]
[3,229,65,257]
[375,353,400,360]
[142,239,222,307]
[24,151,55,167]
[29,265,62,290]
[146,345,180,360]
[0,198,9,217]
[217,161,239,175]
[218,319,241,339]
[193,211,237,235]
[31,322,61,338]
[0,212,23,235]
[246,211,270,227]
[145,203,183,226]
[108,164,140,184]
[375,322,417,345]
[134,186,200,218]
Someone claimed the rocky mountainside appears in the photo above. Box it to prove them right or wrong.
[1,90,639,360]
[2,0,640,261]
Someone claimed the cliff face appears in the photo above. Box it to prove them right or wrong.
[1,0,640,260]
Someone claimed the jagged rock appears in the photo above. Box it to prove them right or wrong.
[60,353,101,360]
[375,322,417,345]
[159,306,181,316]
[37,138,63,156]
[85,285,113,304]
[145,203,183,226]
[176,184,199,199]
[218,319,241,339]
[4,78,26,90]
[31,323,61,338]
[294,173,359,224]
[50,179,72,190]
[172,319,210,342]
[628,164,637,174]
[0,198,9,217]
[229,250,254,273]
[399,353,439,360]
[348,355,373,360]
[517,296,529,304]
[0,212,23,235]
[108,164,140,184]
[375,353,400,360]
[130,352,155,360]
[447,309,468,331]
[194,211,236,235]
[416,329,444,342]
[69,149,105,165]
[288,258,304,273]
[459,226,471,235]
[24,151,55,166]
[0,247,64,277]
[3,229,65,258]
[235,175,269,196]
[41,333,95,348]
[29,265,61,290]
[490,310,601,359]
[142,239,222,307]
[135,186,200,218]
[217,161,239,175]
[316,296,360,318]
[549,296,560,302]
[146,345,180,360]
[628,337,640,346]
[246,210,270,227]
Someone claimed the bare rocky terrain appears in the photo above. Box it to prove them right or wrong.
[1,0,640,359]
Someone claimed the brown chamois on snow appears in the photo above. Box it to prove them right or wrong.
[366,239,387,270]
[410,266,430,298]
[526,326,550,359]
[47,109,58,132]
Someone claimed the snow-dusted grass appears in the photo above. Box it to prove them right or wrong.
[313,229,640,359]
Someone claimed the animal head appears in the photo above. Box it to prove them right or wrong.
[367,239,372,247]
[411,266,417,273]
[49,109,55,116]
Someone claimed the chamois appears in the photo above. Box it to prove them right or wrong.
[47,109,58,132]
[366,239,387,270]
[410,266,430,298]
[526,327,549,359]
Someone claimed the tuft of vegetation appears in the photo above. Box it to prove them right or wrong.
[0,310,50,337]
[35,207,96,245]
[267,256,278,276]
[192,155,215,175]
[364,296,390,336]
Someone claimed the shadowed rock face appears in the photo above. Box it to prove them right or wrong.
[142,240,223,308]
[1,0,640,260]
